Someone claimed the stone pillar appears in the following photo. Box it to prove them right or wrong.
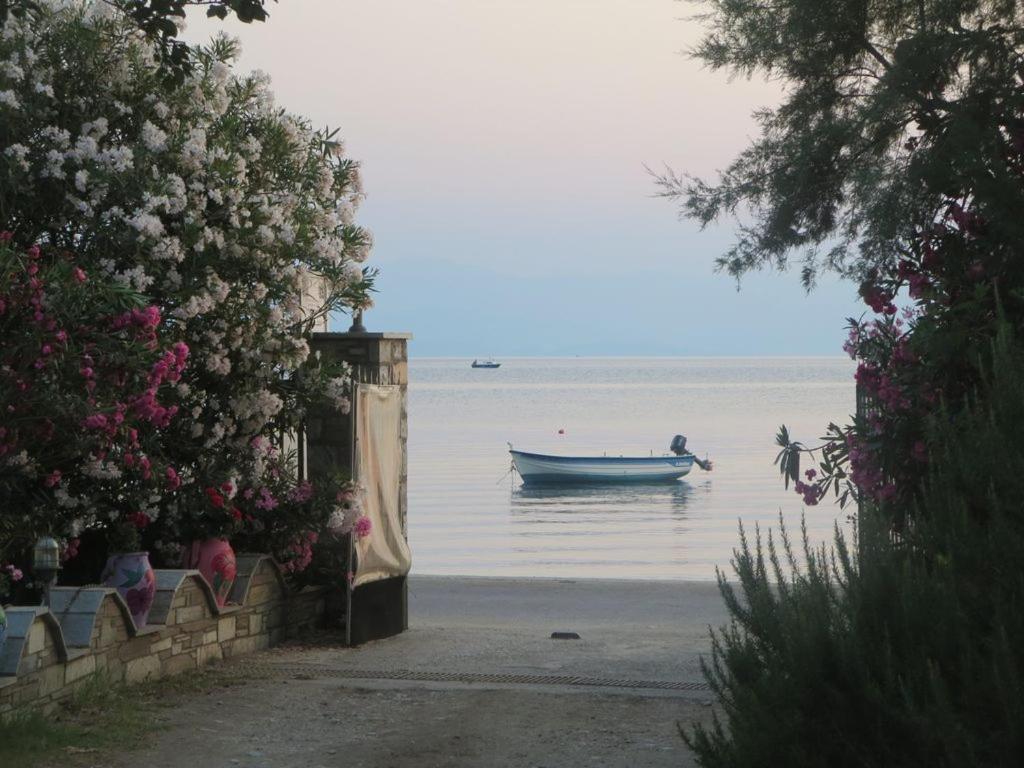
[307,332,411,644]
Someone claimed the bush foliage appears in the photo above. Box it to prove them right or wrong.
[688,328,1024,767]
[0,2,372,581]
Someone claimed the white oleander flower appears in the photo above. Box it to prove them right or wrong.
[1,60,24,79]
[141,120,167,151]
[127,210,164,239]
[41,148,65,178]
[5,143,29,170]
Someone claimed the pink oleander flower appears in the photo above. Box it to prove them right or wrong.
[61,539,80,562]
[205,487,225,509]
[354,515,372,539]
[288,481,314,504]
[172,341,189,369]
[255,487,278,510]
[83,413,108,429]
[908,272,930,298]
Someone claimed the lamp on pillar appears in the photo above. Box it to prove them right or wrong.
[348,308,366,333]
[32,536,61,607]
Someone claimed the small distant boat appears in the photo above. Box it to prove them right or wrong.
[510,435,712,485]
[472,359,501,369]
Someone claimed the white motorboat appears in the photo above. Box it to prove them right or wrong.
[509,435,711,485]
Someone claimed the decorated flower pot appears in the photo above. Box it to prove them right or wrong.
[0,604,7,653]
[185,539,236,607]
[101,552,157,628]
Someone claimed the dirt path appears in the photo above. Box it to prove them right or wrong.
[116,577,725,768]
[124,668,712,768]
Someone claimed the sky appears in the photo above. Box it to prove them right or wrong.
[186,0,863,356]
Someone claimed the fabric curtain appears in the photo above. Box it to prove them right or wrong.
[353,384,412,587]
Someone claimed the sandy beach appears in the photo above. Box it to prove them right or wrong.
[119,576,731,768]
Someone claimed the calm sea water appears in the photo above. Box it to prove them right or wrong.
[407,357,856,581]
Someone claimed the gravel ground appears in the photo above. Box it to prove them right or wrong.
[116,577,728,768]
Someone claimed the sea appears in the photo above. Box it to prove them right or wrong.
[407,357,857,581]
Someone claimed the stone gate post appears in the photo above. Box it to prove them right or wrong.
[307,331,412,644]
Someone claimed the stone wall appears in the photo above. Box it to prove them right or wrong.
[0,555,326,715]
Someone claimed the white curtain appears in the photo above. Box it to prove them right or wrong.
[353,384,412,587]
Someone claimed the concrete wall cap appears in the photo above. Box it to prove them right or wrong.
[311,331,412,340]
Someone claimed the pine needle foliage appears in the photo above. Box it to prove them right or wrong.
[687,327,1024,767]
[657,0,1024,287]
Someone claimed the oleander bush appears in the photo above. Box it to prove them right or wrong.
[0,236,183,565]
[687,327,1024,768]
[0,2,373,578]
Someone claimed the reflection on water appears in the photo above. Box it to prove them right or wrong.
[510,479,701,517]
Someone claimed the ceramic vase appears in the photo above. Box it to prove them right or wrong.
[185,539,236,607]
[101,552,157,628]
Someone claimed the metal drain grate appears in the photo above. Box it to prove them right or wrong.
[265,664,711,692]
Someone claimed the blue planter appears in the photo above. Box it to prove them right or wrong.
[0,604,7,653]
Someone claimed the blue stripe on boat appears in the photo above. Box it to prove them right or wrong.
[510,450,693,466]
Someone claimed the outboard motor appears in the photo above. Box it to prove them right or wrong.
[669,434,688,456]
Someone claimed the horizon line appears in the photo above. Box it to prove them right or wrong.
[409,354,853,360]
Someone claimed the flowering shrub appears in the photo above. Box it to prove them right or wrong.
[231,475,369,574]
[0,3,372,553]
[0,562,24,600]
[0,236,183,561]
[777,187,1024,529]
[268,480,369,592]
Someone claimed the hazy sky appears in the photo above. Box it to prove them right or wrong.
[188,0,862,356]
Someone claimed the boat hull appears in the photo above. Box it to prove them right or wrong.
[510,450,693,484]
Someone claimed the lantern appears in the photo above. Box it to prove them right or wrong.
[32,536,61,606]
